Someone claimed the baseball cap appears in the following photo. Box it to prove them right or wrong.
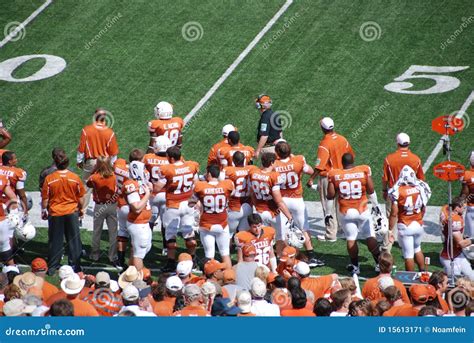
[122,285,139,302]
[165,276,183,291]
[294,261,310,276]
[223,269,236,283]
[221,124,236,137]
[211,297,241,316]
[204,259,226,275]
[320,117,334,130]
[58,265,74,280]
[396,132,410,146]
[242,244,257,257]
[237,290,252,313]
[176,260,193,278]
[95,271,111,287]
[2,265,20,274]
[132,280,151,299]
[178,253,193,262]
[201,281,216,297]
[110,280,119,293]
[183,284,201,299]
[279,246,297,262]
[409,284,437,303]
[266,272,277,284]
[251,278,267,298]
[31,258,48,273]
[3,299,36,316]
[378,276,394,291]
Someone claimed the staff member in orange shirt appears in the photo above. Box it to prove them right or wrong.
[86,156,118,265]
[41,150,86,275]
[77,108,119,209]
[382,133,424,252]
[307,117,354,242]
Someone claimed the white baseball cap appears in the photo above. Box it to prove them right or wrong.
[293,261,310,276]
[2,265,20,274]
[122,285,139,301]
[176,260,193,278]
[221,124,236,137]
[237,290,252,313]
[396,132,410,146]
[58,265,74,280]
[165,276,183,291]
[320,117,334,130]
[250,278,267,298]
[470,151,474,165]
[378,276,394,291]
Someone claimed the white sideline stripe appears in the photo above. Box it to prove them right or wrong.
[0,0,53,49]
[183,0,294,124]
[422,90,474,173]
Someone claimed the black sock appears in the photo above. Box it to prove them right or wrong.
[306,250,316,259]
[118,251,125,265]
[167,258,176,266]
[350,257,359,266]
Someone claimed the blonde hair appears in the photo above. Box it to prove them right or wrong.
[95,156,114,178]
[339,277,357,294]
[254,266,269,284]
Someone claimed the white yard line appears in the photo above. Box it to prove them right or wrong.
[423,90,474,173]
[183,0,294,124]
[0,0,53,49]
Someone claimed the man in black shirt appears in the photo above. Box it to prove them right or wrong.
[254,94,282,159]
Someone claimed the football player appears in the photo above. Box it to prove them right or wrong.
[439,197,474,280]
[207,124,236,167]
[327,153,381,275]
[388,165,431,271]
[460,151,474,237]
[155,146,200,272]
[123,149,152,272]
[113,157,130,271]
[248,152,293,236]
[0,174,19,266]
[274,141,324,267]
[143,136,172,254]
[192,164,234,269]
[217,131,254,168]
[219,151,257,234]
[234,213,276,272]
[147,101,184,150]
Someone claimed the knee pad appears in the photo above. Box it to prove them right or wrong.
[185,238,197,249]
[167,239,177,250]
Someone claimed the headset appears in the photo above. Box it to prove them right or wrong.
[255,94,272,110]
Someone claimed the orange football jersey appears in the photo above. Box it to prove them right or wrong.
[222,165,257,211]
[159,161,200,208]
[0,166,26,192]
[328,165,371,214]
[207,139,229,167]
[114,158,129,208]
[383,148,424,188]
[249,168,281,215]
[147,117,184,147]
[194,180,234,229]
[123,179,151,224]
[274,155,308,198]
[143,153,169,195]
[461,169,474,206]
[391,185,424,225]
[0,175,10,219]
[440,205,464,259]
[217,143,254,167]
[314,132,354,177]
[235,226,275,266]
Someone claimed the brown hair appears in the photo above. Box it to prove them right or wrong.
[275,141,291,159]
[429,271,447,290]
[331,289,351,311]
[373,300,391,316]
[95,156,114,178]
[339,278,357,293]
[261,152,276,168]
[53,150,69,170]
[50,299,74,316]
[4,284,22,301]
[383,286,401,303]
[378,252,394,274]
[129,148,145,163]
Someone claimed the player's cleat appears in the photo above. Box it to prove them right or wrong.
[112,260,124,272]
[346,263,360,275]
[307,257,325,268]
[317,234,337,242]
[375,264,380,273]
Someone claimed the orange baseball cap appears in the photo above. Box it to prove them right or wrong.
[178,253,193,262]
[242,244,257,257]
[279,246,297,262]
[267,272,277,284]
[409,284,437,303]
[223,269,236,283]
[31,258,48,273]
[204,259,226,276]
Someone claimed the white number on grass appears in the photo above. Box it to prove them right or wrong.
[384,65,469,94]
[0,54,66,82]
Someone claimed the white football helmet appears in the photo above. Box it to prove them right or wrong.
[286,222,305,249]
[15,221,36,241]
[153,135,172,153]
[154,101,173,120]
[463,244,474,260]
[372,209,389,242]
[7,212,21,229]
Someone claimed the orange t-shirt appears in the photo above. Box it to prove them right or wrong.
[217,144,254,168]
[173,305,210,317]
[78,123,119,159]
[158,161,199,208]
[383,303,413,317]
[396,305,420,317]
[440,205,464,259]
[153,300,174,316]
[315,132,354,177]
[328,165,371,214]
[222,165,257,211]
[86,173,117,204]
[42,280,59,301]
[113,158,129,208]
[461,169,474,206]
[194,180,234,229]
[41,170,86,216]
[248,168,281,216]
[274,155,308,198]
[362,276,410,304]
[148,117,184,147]
[208,139,229,167]
[144,153,169,195]
[123,179,151,224]
[276,259,300,280]
[301,275,334,300]
[391,185,425,225]
[235,226,275,267]
[281,308,316,317]
[383,148,424,188]
[69,296,99,317]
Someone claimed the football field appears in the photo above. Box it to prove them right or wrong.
[1,0,473,276]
